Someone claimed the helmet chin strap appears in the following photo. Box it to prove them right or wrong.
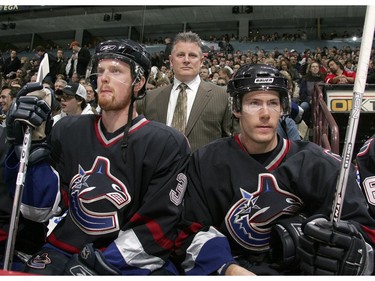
[279,115,289,139]
[121,84,137,163]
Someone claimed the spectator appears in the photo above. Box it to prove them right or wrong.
[325,58,356,84]
[218,66,232,83]
[287,56,302,82]
[155,77,171,88]
[138,31,235,152]
[84,82,99,113]
[299,61,325,126]
[0,86,12,126]
[54,78,67,92]
[216,77,227,87]
[232,63,241,76]
[52,82,94,125]
[15,69,26,86]
[66,41,91,80]
[149,66,165,85]
[3,50,21,78]
[55,48,68,78]
[70,72,80,83]
[199,66,210,82]
[0,85,18,117]
[279,70,300,103]
[165,68,174,83]
[210,71,220,84]
[367,59,375,84]
[20,56,33,77]
[344,58,356,72]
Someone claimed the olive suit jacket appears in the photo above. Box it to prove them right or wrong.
[137,80,235,152]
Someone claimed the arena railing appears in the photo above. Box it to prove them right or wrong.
[311,82,340,155]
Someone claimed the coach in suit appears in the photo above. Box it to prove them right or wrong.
[137,31,234,152]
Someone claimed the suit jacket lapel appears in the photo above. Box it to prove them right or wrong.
[155,85,173,123]
[185,81,213,136]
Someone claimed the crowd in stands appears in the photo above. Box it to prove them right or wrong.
[1,34,374,128]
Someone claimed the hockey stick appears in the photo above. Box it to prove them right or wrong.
[3,54,49,270]
[331,5,375,223]
[2,127,32,271]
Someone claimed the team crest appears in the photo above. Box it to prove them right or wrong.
[26,253,51,269]
[69,156,131,234]
[225,173,302,252]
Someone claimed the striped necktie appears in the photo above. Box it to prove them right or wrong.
[171,83,188,133]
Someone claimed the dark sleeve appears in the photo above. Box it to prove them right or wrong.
[299,79,308,102]
[80,48,91,65]
[174,151,236,275]
[277,145,375,248]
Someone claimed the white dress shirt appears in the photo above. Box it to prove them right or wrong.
[166,75,201,127]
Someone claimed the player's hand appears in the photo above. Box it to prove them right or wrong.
[270,214,305,271]
[6,83,54,165]
[224,264,256,275]
[64,243,120,275]
[297,216,374,275]
[7,85,53,144]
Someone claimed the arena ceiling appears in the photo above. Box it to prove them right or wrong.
[0,5,368,50]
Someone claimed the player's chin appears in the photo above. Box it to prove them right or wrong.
[255,126,274,135]
[254,128,276,139]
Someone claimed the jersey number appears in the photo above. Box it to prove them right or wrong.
[363,176,375,205]
[170,173,187,206]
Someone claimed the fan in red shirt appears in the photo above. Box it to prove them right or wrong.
[325,58,356,84]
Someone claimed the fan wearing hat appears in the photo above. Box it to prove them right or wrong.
[52,82,94,124]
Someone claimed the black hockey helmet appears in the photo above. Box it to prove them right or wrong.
[86,39,151,99]
[227,64,290,116]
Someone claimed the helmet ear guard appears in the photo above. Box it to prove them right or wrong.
[227,64,291,116]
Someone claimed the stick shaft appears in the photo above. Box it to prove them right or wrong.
[3,127,32,270]
[331,5,375,222]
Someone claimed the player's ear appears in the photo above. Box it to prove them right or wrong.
[134,76,146,92]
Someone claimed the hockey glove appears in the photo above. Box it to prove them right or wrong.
[6,83,54,165]
[297,216,374,275]
[64,243,120,276]
[270,214,305,271]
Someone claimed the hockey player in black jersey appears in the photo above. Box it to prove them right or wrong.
[356,134,375,220]
[4,39,190,275]
[174,64,375,275]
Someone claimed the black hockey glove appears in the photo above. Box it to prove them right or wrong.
[297,216,374,275]
[6,82,54,165]
[270,214,305,272]
[64,243,120,276]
